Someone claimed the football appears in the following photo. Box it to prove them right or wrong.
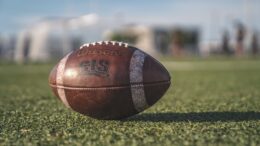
[49,41,171,120]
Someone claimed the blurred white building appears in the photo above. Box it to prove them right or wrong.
[14,14,99,63]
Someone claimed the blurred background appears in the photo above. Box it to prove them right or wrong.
[0,0,259,62]
[1,1,260,145]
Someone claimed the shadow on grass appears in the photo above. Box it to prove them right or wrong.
[126,112,260,122]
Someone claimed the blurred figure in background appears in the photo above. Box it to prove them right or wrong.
[251,32,259,56]
[235,22,246,56]
[221,30,232,55]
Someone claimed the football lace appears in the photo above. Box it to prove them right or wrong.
[79,41,128,49]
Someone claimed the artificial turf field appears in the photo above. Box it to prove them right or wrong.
[0,58,260,146]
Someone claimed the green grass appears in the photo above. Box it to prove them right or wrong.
[0,58,260,146]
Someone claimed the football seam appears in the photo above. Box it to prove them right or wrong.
[49,81,170,90]
[79,41,128,49]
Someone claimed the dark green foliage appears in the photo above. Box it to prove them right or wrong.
[0,59,260,146]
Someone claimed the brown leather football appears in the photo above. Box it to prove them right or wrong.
[49,41,171,120]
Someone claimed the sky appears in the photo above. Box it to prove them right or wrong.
[0,0,259,42]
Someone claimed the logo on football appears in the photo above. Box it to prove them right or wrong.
[79,60,109,77]
[49,41,171,120]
